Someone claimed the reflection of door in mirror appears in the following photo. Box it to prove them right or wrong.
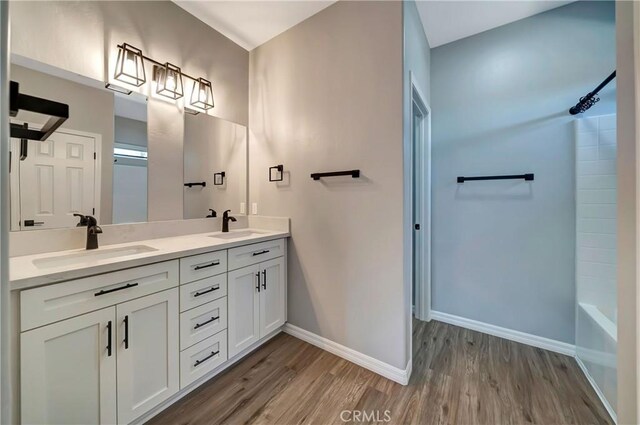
[11,130,98,231]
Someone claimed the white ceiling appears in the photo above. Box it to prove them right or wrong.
[173,0,337,51]
[173,1,575,51]
[417,1,575,48]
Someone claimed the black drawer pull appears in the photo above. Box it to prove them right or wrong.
[252,250,269,257]
[194,261,220,271]
[95,282,138,296]
[123,315,129,349]
[193,285,220,297]
[193,315,220,330]
[107,321,112,357]
[194,350,220,367]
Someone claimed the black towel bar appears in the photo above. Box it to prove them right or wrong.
[457,173,534,183]
[311,170,360,180]
[184,182,206,188]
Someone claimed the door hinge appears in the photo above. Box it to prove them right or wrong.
[94,152,96,160]
[92,207,95,215]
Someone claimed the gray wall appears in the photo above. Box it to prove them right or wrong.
[115,116,147,148]
[402,0,431,361]
[431,1,615,343]
[10,1,249,221]
[615,1,637,422]
[249,1,406,369]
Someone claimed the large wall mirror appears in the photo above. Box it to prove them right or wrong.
[9,57,148,231]
[183,113,247,219]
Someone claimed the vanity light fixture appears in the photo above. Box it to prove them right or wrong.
[191,78,214,110]
[114,43,146,87]
[112,42,216,110]
[155,63,183,100]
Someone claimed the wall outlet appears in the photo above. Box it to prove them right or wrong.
[240,202,246,214]
[252,203,258,215]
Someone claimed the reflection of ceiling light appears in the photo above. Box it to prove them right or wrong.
[114,43,146,87]
[105,83,132,95]
[190,78,214,110]
[155,63,183,100]
[114,147,148,159]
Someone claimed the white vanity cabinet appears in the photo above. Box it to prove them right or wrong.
[228,243,286,358]
[17,237,287,425]
[116,289,179,425]
[21,307,117,425]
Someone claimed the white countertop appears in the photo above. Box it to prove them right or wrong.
[10,228,289,290]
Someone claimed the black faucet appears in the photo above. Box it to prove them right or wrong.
[206,209,217,218]
[74,214,103,250]
[222,210,236,233]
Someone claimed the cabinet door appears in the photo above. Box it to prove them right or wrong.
[228,264,260,357]
[21,307,116,425]
[260,257,286,338]
[116,288,179,424]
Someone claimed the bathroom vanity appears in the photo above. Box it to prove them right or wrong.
[10,228,289,424]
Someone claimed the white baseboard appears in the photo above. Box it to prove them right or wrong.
[575,356,617,424]
[430,311,575,356]
[283,323,411,385]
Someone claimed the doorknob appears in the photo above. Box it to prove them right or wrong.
[414,224,421,230]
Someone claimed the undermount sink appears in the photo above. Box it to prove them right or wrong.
[32,245,158,269]
[209,230,265,240]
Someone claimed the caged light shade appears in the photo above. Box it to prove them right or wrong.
[155,63,183,100]
[190,77,214,110]
[114,43,146,87]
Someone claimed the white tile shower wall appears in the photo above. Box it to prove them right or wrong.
[575,114,618,415]
[576,115,617,318]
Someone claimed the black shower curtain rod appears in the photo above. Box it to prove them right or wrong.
[569,70,616,115]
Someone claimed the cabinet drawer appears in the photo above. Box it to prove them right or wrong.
[228,239,285,271]
[180,250,227,284]
[21,260,179,331]
[180,330,228,389]
[180,298,227,349]
[180,274,227,312]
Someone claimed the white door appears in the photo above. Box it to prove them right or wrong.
[260,257,286,338]
[228,264,260,357]
[21,307,116,425]
[18,131,96,230]
[116,289,179,424]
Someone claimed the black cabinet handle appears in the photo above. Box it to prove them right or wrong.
[194,350,220,367]
[193,285,220,298]
[107,321,112,357]
[194,261,220,271]
[123,315,129,349]
[95,282,138,297]
[256,272,261,292]
[193,315,220,330]
[262,269,267,290]
[252,250,269,257]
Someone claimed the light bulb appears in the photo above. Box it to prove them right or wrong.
[166,73,176,91]
[124,51,136,75]
[199,88,207,102]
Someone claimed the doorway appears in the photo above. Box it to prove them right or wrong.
[411,75,431,322]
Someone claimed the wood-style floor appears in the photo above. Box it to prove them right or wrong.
[149,319,613,425]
